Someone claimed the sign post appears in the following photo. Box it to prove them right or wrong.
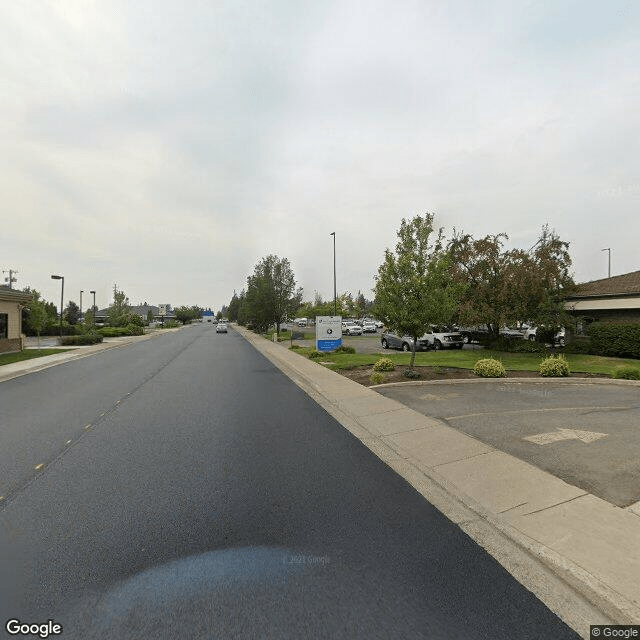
[316,316,342,352]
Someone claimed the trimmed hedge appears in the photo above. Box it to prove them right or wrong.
[473,358,506,378]
[59,333,104,345]
[374,357,395,372]
[588,323,640,358]
[539,354,570,377]
[612,365,640,380]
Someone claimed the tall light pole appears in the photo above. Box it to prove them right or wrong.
[90,290,96,313]
[601,248,611,278]
[51,274,64,337]
[330,232,337,315]
[80,290,83,315]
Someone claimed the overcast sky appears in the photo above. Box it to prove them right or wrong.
[3,0,639,312]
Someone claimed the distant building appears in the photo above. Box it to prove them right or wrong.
[94,302,175,324]
[0,287,33,353]
[201,309,216,323]
[565,270,640,326]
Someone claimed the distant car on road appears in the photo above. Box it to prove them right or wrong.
[380,331,430,352]
[216,323,228,333]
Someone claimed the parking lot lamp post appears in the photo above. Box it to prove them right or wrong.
[51,275,64,337]
[330,231,337,315]
[90,290,96,314]
[80,290,83,315]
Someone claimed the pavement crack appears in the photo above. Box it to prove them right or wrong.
[520,493,588,517]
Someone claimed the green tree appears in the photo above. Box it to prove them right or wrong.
[147,309,154,323]
[244,255,303,334]
[64,301,81,325]
[449,225,574,339]
[374,213,465,367]
[28,293,48,347]
[106,289,130,327]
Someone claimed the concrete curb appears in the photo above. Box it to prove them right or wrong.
[234,324,640,634]
[372,377,640,389]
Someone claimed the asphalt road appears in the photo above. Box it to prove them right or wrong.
[377,381,640,508]
[0,324,578,639]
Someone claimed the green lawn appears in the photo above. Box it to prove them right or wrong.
[0,349,71,366]
[292,346,640,377]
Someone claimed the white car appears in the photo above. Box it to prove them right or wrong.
[362,322,377,333]
[341,321,363,336]
[422,326,464,350]
[216,323,228,333]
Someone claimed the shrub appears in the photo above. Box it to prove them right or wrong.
[98,327,130,337]
[561,340,591,354]
[334,345,356,354]
[539,354,570,377]
[588,322,640,358]
[126,324,145,336]
[510,340,549,354]
[370,372,386,385]
[612,365,640,380]
[59,333,104,345]
[307,350,324,360]
[487,336,523,352]
[402,369,421,379]
[373,357,395,372]
[289,344,301,350]
[473,358,506,378]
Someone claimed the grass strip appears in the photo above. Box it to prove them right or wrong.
[292,347,639,377]
[0,349,72,367]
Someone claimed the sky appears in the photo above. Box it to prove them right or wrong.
[2,0,639,312]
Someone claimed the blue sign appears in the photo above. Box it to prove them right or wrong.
[317,338,342,352]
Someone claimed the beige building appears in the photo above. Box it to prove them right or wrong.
[0,287,33,353]
[565,270,640,326]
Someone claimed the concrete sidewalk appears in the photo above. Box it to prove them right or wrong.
[236,326,640,638]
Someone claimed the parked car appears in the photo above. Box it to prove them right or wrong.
[216,323,228,333]
[342,321,363,336]
[373,320,384,328]
[380,331,430,352]
[293,317,307,327]
[456,326,489,344]
[423,326,464,350]
[361,322,377,333]
[523,325,566,346]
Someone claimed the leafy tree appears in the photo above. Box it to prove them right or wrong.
[147,309,154,323]
[106,289,130,327]
[64,301,81,325]
[174,305,201,325]
[449,225,574,339]
[28,293,48,347]
[243,255,303,334]
[374,213,465,367]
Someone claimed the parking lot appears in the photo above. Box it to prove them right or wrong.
[376,380,640,508]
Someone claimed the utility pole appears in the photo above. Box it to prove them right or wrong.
[3,269,17,289]
[330,232,337,315]
[601,248,611,278]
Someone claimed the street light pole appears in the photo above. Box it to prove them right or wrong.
[601,248,611,278]
[80,290,83,316]
[90,290,96,314]
[330,232,337,315]
[51,275,64,337]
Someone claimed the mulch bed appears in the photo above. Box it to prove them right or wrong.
[334,364,609,387]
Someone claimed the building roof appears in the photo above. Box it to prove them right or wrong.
[0,287,33,304]
[568,270,640,299]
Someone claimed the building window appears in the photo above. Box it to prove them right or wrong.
[0,313,8,340]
